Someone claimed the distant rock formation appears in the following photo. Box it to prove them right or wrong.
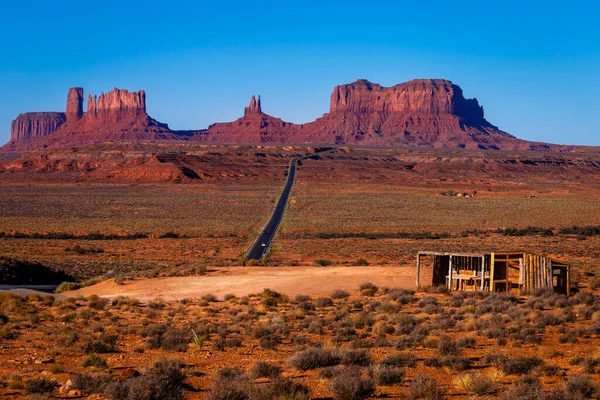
[244,95,262,116]
[329,79,490,127]
[66,87,84,122]
[3,79,594,152]
[10,112,66,143]
[87,88,147,122]
[4,87,175,151]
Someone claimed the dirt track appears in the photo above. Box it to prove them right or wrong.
[70,266,416,301]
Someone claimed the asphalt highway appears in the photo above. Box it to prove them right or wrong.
[246,148,334,260]
[246,157,298,260]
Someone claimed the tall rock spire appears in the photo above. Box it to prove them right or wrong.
[244,95,262,116]
[66,87,84,122]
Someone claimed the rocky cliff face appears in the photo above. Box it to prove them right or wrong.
[10,112,67,143]
[86,88,147,122]
[329,79,490,127]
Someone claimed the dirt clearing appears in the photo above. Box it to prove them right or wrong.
[70,266,415,300]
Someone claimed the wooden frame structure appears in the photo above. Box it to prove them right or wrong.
[416,250,570,295]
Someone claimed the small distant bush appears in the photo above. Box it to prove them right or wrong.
[82,353,107,368]
[144,325,191,352]
[250,361,282,379]
[354,258,369,266]
[315,297,334,308]
[381,352,416,368]
[500,356,544,375]
[564,375,596,398]
[340,349,372,367]
[201,293,218,302]
[409,375,444,400]
[25,377,57,394]
[330,366,375,400]
[332,289,351,299]
[454,373,498,396]
[82,333,118,354]
[104,358,185,400]
[373,364,405,385]
[56,281,83,293]
[289,347,341,370]
[314,259,333,266]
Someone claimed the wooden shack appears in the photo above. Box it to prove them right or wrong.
[416,251,570,295]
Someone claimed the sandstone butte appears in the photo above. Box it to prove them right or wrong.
[0,79,589,152]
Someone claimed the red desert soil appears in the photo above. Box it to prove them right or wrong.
[70,266,415,301]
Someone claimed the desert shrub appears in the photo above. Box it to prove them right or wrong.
[224,293,236,301]
[456,336,476,348]
[82,333,118,353]
[56,281,83,293]
[340,349,372,366]
[329,366,375,400]
[207,369,253,400]
[429,313,456,330]
[359,282,378,296]
[314,259,333,266]
[409,375,444,400]
[454,373,498,396]
[437,335,461,356]
[259,334,281,350]
[500,356,544,375]
[250,361,282,379]
[355,258,369,266]
[144,325,191,352]
[288,347,341,370]
[388,288,415,304]
[315,297,334,308]
[394,314,419,335]
[82,353,107,368]
[25,377,57,394]
[558,327,584,344]
[297,300,316,311]
[201,293,218,303]
[88,296,110,310]
[564,375,596,398]
[295,294,311,302]
[500,376,542,400]
[71,373,112,394]
[334,327,359,342]
[104,358,185,400]
[254,377,310,400]
[381,352,416,368]
[332,289,350,299]
[373,364,405,385]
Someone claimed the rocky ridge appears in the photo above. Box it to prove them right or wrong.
[3,79,594,152]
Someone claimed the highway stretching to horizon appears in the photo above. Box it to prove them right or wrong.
[246,148,334,261]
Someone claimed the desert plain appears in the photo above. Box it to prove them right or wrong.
[1,144,600,398]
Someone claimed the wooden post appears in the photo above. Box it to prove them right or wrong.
[448,256,453,290]
[480,256,485,291]
[519,258,524,294]
[490,253,495,292]
[416,253,421,288]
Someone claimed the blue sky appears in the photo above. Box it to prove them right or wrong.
[1,0,598,145]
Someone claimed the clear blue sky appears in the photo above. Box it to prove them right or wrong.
[1,0,598,145]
